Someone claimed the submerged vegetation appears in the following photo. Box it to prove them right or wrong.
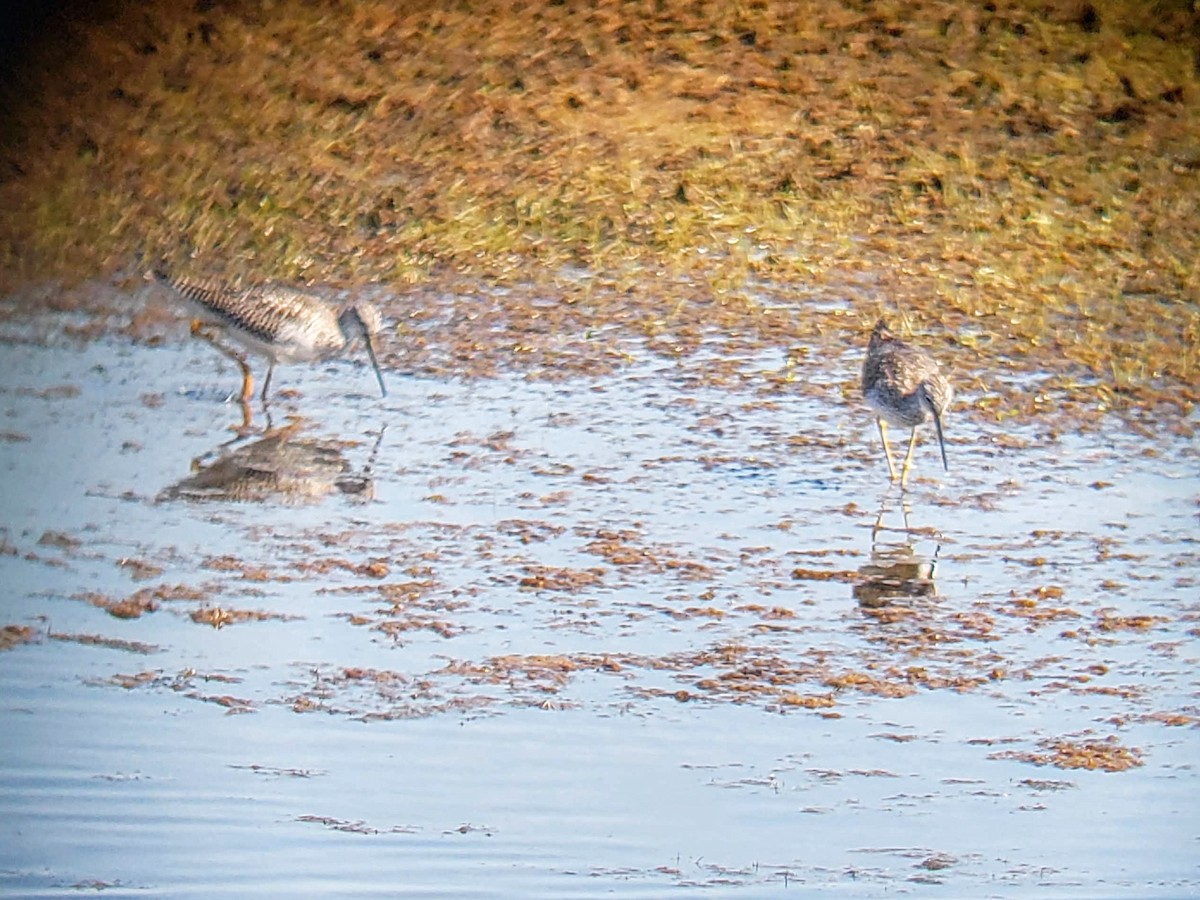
[0,0,1197,427]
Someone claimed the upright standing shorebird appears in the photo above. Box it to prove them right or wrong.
[152,269,387,404]
[861,318,953,488]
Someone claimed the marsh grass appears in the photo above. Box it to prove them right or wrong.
[0,0,1197,427]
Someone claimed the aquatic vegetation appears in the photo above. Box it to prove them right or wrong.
[0,0,1196,429]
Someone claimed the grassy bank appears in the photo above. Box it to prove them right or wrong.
[1,0,1197,425]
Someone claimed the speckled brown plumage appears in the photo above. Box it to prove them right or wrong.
[861,319,952,487]
[153,269,386,402]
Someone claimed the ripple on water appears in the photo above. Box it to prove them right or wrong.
[0,330,1197,898]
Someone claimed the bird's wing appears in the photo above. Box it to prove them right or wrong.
[155,270,319,346]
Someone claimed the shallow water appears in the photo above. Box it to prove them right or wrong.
[1,311,1197,898]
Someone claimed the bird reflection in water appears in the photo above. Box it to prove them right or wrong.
[853,498,941,609]
[158,421,384,505]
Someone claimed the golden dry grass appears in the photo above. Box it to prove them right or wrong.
[1,0,1197,425]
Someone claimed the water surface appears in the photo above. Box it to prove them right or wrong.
[1,310,1197,897]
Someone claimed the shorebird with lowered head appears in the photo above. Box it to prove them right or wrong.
[152,268,387,406]
[861,318,953,489]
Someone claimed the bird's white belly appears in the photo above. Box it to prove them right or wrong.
[865,389,928,428]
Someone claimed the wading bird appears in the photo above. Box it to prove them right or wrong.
[861,318,952,488]
[153,269,387,405]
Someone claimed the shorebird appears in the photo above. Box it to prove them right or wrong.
[861,318,953,488]
[152,269,387,404]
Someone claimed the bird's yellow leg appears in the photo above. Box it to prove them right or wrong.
[876,418,898,481]
[899,427,921,489]
[191,320,254,402]
[236,397,254,434]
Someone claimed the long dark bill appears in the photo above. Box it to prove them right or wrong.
[918,382,948,472]
[930,406,948,471]
[364,335,387,398]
